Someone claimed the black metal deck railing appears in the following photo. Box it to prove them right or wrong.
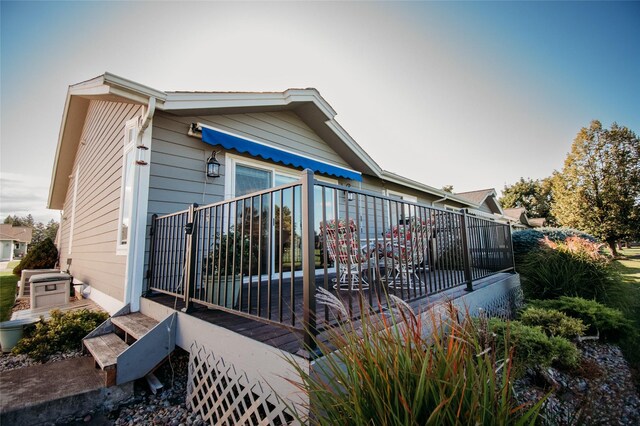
[147,170,515,349]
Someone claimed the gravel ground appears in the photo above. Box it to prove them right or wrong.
[2,341,639,425]
[47,349,202,426]
[514,341,640,425]
[0,350,85,372]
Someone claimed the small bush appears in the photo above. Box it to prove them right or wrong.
[519,307,586,339]
[487,318,579,371]
[13,238,58,276]
[519,239,624,306]
[529,297,633,341]
[512,227,596,260]
[12,309,108,361]
[549,336,580,369]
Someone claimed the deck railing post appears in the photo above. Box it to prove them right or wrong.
[460,209,474,292]
[183,203,199,313]
[144,213,159,296]
[301,169,317,353]
[507,223,516,272]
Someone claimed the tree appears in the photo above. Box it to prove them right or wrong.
[499,177,555,223]
[441,185,454,194]
[13,238,58,276]
[552,120,640,255]
[4,214,34,228]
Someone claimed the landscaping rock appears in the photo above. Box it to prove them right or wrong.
[514,341,640,425]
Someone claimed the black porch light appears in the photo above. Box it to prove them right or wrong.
[206,151,221,178]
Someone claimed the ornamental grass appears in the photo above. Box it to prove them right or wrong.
[286,290,545,425]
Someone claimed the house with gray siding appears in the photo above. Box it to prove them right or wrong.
[49,72,484,314]
[0,224,32,261]
[47,73,520,423]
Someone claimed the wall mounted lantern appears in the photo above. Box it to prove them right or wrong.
[206,151,221,178]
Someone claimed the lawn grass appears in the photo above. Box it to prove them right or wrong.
[614,247,640,386]
[616,247,640,284]
[0,263,19,322]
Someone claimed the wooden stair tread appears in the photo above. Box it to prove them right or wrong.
[84,333,129,369]
[111,312,158,340]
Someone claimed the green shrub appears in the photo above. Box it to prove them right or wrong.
[512,227,596,262]
[13,238,58,276]
[529,297,633,341]
[285,292,545,425]
[12,309,108,361]
[519,307,586,339]
[519,242,624,307]
[549,336,580,369]
[487,318,579,371]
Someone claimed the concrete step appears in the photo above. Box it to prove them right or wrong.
[111,312,159,341]
[83,333,128,370]
[0,357,132,425]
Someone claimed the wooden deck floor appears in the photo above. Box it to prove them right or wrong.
[146,270,510,357]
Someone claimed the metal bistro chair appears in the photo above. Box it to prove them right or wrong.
[383,218,430,289]
[321,219,373,291]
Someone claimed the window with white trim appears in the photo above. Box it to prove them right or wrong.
[385,190,418,225]
[224,154,338,273]
[225,154,337,198]
[116,118,138,254]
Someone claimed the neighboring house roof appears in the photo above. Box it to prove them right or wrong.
[0,225,33,243]
[503,207,547,228]
[48,72,477,210]
[503,207,530,227]
[527,217,546,228]
[455,188,504,215]
[503,207,526,220]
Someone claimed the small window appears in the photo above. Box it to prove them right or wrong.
[386,190,418,224]
[116,118,138,254]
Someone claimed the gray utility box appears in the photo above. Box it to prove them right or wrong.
[30,273,71,309]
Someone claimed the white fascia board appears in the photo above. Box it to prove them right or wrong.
[102,72,167,102]
[47,91,73,209]
[162,94,289,111]
[324,119,383,177]
[162,89,336,120]
[48,73,164,209]
[284,88,337,118]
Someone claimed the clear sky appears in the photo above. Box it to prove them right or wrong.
[1,1,639,223]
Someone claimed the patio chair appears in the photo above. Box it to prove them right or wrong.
[321,219,373,291]
[383,218,430,289]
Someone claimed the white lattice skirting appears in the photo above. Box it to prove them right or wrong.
[187,342,295,426]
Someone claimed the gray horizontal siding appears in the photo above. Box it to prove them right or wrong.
[58,99,143,302]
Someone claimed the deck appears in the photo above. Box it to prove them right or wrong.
[145,271,511,357]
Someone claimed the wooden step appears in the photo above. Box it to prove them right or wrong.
[111,312,159,340]
[84,332,129,370]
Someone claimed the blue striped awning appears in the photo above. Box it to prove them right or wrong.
[200,125,362,182]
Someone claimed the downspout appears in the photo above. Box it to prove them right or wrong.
[125,97,156,311]
[139,97,156,132]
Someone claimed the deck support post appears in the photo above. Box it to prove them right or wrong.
[182,203,198,313]
[301,169,317,352]
[460,209,474,292]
